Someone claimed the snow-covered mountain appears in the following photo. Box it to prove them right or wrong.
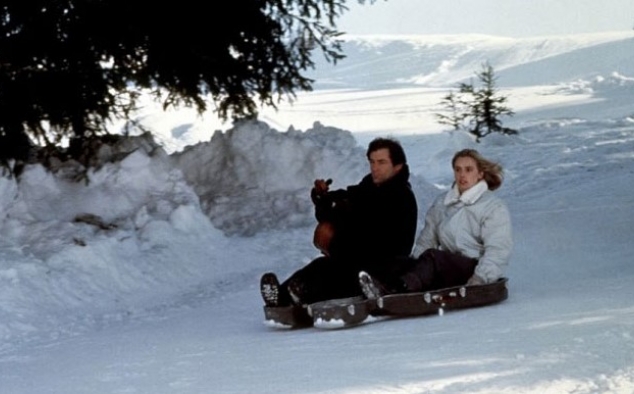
[309,32,634,88]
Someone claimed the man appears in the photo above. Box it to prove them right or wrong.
[260,137,418,306]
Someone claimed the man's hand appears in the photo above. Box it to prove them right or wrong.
[313,179,332,194]
[311,179,332,203]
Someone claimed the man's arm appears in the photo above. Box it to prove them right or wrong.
[372,188,418,259]
[311,179,339,222]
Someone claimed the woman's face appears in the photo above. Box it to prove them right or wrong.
[453,156,484,194]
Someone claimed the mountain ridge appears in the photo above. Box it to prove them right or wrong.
[309,31,634,88]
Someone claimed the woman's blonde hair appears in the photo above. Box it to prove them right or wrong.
[452,149,504,190]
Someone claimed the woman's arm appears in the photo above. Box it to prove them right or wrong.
[473,201,513,283]
[411,195,443,257]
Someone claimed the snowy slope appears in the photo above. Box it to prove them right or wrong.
[1,32,634,393]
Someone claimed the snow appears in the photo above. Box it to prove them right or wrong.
[2,32,634,393]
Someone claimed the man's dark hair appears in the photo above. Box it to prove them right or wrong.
[366,137,407,166]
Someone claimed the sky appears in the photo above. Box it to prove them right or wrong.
[1,32,634,393]
[338,0,634,37]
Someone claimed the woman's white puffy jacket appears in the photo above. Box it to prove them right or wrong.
[412,180,513,283]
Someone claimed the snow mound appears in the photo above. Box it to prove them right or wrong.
[172,120,369,236]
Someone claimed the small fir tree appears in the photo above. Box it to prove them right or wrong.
[435,62,517,142]
[435,90,466,131]
[469,62,517,141]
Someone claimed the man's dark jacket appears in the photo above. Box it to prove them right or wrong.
[282,165,418,304]
[313,164,418,268]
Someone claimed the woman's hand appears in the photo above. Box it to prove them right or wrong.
[466,274,485,286]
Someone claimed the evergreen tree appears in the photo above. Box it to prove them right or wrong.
[435,90,466,131]
[469,62,517,141]
[435,62,516,142]
[0,0,371,168]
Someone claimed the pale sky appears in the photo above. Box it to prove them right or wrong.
[338,0,634,37]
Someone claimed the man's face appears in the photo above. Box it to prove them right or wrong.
[369,148,402,185]
[453,156,484,194]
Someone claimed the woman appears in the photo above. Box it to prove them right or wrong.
[359,148,513,298]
